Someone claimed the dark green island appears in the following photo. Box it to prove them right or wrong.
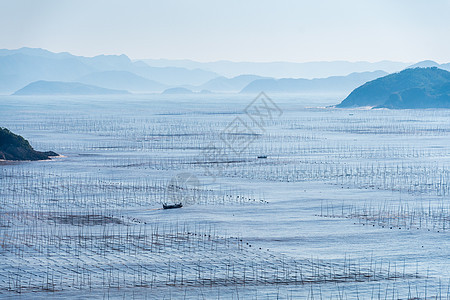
[0,127,58,161]
[336,67,450,109]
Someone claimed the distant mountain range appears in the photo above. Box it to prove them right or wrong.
[407,60,450,71]
[336,67,450,109]
[139,59,410,79]
[2,48,450,96]
[0,47,218,93]
[199,75,268,92]
[240,71,388,94]
[14,80,129,95]
[76,71,166,92]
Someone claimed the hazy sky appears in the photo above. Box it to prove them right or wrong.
[1,0,449,62]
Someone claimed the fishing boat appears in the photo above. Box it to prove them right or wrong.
[162,203,183,209]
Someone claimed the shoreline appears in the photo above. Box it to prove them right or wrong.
[0,154,65,163]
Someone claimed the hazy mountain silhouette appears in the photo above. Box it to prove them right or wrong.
[3,48,449,95]
[0,47,73,59]
[77,71,166,92]
[200,75,267,92]
[0,48,218,93]
[407,60,450,72]
[162,87,194,94]
[14,80,129,95]
[336,67,450,109]
[141,59,408,79]
[0,53,95,93]
[408,60,440,69]
[240,71,387,94]
[132,65,218,86]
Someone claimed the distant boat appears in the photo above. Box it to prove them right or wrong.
[163,203,183,209]
[257,155,268,159]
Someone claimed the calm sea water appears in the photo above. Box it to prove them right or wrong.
[1,93,449,298]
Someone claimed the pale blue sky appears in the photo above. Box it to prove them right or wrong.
[1,0,449,62]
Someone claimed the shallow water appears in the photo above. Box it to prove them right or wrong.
[1,93,449,299]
